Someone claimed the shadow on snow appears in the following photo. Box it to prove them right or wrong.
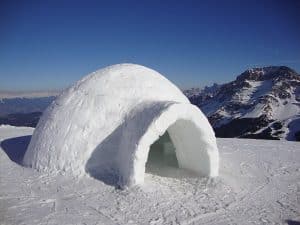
[1,135,32,165]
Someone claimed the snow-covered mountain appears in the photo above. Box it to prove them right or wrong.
[185,66,300,141]
[0,95,57,127]
[0,90,59,99]
[0,96,56,116]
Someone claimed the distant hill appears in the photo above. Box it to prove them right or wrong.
[0,112,42,127]
[0,96,56,116]
[0,94,57,127]
[184,66,300,141]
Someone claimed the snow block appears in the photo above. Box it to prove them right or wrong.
[23,64,219,187]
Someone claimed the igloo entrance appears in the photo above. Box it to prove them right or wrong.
[144,118,216,180]
[146,131,179,175]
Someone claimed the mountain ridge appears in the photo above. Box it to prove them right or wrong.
[1,66,299,141]
[184,66,300,141]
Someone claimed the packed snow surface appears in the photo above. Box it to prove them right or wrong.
[1,126,299,224]
[23,63,219,187]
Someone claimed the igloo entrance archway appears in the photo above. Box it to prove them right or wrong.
[146,119,213,178]
[23,64,219,188]
[116,102,219,187]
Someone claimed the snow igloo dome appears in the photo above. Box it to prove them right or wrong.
[23,63,219,187]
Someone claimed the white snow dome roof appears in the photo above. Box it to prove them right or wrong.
[23,63,219,187]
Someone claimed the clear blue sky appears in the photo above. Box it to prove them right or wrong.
[0,0,300,91]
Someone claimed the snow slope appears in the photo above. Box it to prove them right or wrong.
[1,126,299,225]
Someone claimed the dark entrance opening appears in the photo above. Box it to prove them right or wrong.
[146,131,179,176]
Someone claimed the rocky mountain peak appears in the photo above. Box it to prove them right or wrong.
[184,66,300,141]
[236,66,298,82]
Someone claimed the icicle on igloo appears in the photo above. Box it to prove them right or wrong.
[23,63,219,188]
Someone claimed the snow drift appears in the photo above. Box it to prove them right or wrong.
[23,64,219,187]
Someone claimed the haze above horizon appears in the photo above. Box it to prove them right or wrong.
[0,0,300,91]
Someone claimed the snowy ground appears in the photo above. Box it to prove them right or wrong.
[0,126,299,225]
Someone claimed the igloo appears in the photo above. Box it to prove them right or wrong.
[23,64,219,187]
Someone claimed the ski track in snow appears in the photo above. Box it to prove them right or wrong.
[0,126,300,225]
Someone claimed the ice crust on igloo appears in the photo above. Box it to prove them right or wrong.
[23,63,219,187]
